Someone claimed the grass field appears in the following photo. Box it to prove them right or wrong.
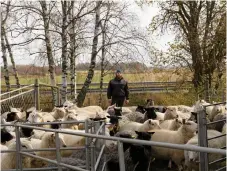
[1,69,192,85]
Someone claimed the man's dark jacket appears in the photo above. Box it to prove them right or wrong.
[107,77,129,100]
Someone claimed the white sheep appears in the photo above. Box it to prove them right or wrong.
[34,132,67,159]
[177,105,193,113]
[67,104,104,113]
[1,139,35,169]
[51,107,66,119]
[31,130,46,139]
[210,104,226,121]
[63,100,74,108]
[150,120,198,171]
[176,111,191,120]
[193,100,214,120]
[61,113,79,130]
[106,104,132,115]
[0,144,8,157]
[160,117,183,130]
[119,119,161,134]
[164,107,178,120]
[184,129,226,171]
[27,111,55,127]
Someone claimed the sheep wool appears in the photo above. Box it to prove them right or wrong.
[150,120,197,171]
[1,139,34,169]
[184,130,226,171]
[160,118,182,130]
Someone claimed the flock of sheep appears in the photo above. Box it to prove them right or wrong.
[0,99,226,171]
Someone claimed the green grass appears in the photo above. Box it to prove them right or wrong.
[1,70,191,86]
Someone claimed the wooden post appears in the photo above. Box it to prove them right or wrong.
[34,79,40,110]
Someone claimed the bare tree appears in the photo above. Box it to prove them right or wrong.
[77,1,102,107]
[1,2,11,91]
[149,1,226,101]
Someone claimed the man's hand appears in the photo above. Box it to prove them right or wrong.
[125,99,129,104]
[108,99,112,105]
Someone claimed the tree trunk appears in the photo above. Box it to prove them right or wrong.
[77,1,101,107]
[40,1,57,105]
[1,26,10,91]
[99,28,106,106]
[61,1,68,103]
[4,27,20,88]
[68,1,77,101]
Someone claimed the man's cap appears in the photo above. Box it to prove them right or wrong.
[116,69,121,73]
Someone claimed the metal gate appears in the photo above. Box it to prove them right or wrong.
[197,102,226,171]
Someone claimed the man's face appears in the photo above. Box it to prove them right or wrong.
[116,72,122,78]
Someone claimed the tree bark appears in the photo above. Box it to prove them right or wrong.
[1,26,10,92]
[77,1,101,107]
[68,1,77,100]
[4,27,20,88]
[61,1,68,103]
[40,1,57,105]
[99,27,106,106]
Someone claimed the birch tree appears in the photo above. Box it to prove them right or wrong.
[1,1,11,91]
[77,1,102,107]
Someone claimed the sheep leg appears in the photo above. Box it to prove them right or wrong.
[168,159,172,169]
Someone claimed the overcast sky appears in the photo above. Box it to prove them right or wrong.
[0,0,175,66]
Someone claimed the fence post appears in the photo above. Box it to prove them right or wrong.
[55,132,62,171]
[15,124,22,171]
[198,108,209,171]
[117,141,125,171]
[102,121,106,171]
[85,120,90,170]
[34,79,40,110]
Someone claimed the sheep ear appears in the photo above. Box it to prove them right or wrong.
[182,119,186,124]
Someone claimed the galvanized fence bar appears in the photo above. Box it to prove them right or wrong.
[117,141,125,171]
[15,125,22,171]
[0,84,34,97]
[206,119,226,125]
[55,132,62,171]
[85,119,90,170]
[95,144,105,171]
[0,89,34,103]
[1,120,85,126]
[215,166,227,171]
[209,157,226,165]
[102,121,107,171]
[207,134,226,141]
[198,109,209,171]
[90,142,95,171]
[18,124,226,155]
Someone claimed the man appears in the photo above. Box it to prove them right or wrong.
[107,69,129,107]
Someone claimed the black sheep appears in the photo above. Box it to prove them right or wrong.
[1,128,14,143]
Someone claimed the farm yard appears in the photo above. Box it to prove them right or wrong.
[0,0,226,171]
